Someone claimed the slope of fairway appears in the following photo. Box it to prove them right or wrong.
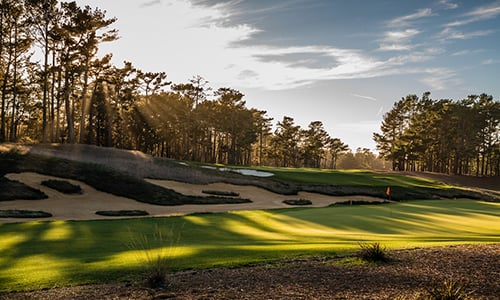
[255,167,447,187]
[0,200,499,292]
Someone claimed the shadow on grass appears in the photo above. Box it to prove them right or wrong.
[0,199,498,292]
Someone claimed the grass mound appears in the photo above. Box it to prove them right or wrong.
[0,177,47,201]
[0,209,52,218]
[41,179,83,194]
[202,190,240,197]
[332,200,390,206]
[283,199,312,206]
[191,197,251,204]
[95,210,149,217]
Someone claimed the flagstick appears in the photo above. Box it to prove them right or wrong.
[386,186,392,216]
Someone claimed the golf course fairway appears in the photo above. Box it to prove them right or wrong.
[0,199,499,292]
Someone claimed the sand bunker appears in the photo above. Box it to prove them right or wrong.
[201,166,274,177]
[0,172,385,223]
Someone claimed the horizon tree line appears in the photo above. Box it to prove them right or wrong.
[2,1,497,175]
[374,92,499,176]
[0,0,360,169]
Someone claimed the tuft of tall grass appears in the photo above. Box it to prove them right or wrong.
[357,242,389,263]
[128,224,180,289]
[425,277,472,300]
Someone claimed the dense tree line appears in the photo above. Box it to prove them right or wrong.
[6,1,495,174]
[1,0,359,168]
[374,92,500,176]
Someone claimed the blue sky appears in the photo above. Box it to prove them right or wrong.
[76,0,500,151]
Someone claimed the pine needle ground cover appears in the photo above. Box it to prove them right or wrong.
[0,200,498,292]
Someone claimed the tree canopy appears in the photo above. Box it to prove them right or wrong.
[1,1,497,175]
[374,93,499,176]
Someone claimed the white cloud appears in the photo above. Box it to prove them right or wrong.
[106,0,395,91]
[451,49,483,56]
[419,68,461,90]
[351,93,377,101]
[88,0,461,92]
[388,8,433,27]
[482,59,499,65]
[140,0,161,8]
[378,44,412,51]
[446,1,500,27]
[439,28,494,40]
[384,29,420,42]
[378,29,420,51]
[228,45,387,90]
[439,0,458,10]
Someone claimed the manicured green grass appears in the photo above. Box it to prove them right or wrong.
[1,200,499,292]
[254,166,449,188]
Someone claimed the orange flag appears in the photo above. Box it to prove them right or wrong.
[386,186,391,196]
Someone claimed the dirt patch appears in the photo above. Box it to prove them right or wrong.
[2,244,498,299]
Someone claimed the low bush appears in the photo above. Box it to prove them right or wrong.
[202,190,240,197]
[0,209,52,218]
[283,199,312,206]
[95,210,149,217]
[41,179,83,194]
[425,277,472,300]
[357,242,389,263]
[192,197,252,204]
[0,177,47,201]
[332,200,390,206]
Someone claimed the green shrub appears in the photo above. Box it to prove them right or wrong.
[283,199,312,206]
[41,179,83,194]
[0,177,47,201]
[0,209,52,218]
[332,200,390,206]
[357,242,389,263]
[425,277,472,300]
[202,190,240,197]
[95,210,149,217]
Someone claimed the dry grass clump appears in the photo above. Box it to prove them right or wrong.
[358,242,389,263]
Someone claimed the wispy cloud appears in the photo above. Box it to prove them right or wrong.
[384,29,421,41]
[351,93,377,101]
[130,0,397,90]
[140,0,161,8]
[387,47,445,65]
[445,1,500,27]
[482,59,499,65]
[388,8,433,27]
[232,45,387,89]
[123,1,465,92]
[419,68,461,90]
[451,49,483,56]
[439,0,458,10]
[438,28,494,40]
[378,29,420,51]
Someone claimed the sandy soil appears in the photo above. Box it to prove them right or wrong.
[0,172,385,223]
